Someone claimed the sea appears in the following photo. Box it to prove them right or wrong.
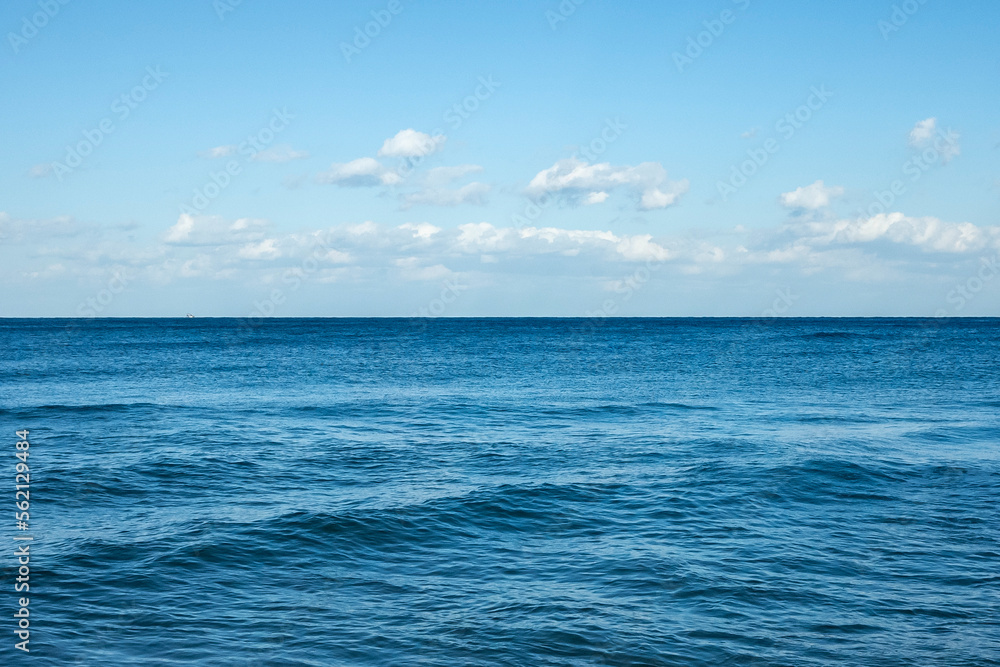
[1,318,998,666]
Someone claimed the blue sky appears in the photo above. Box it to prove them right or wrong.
[2,0,999,317]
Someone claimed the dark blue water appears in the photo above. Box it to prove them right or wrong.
[2,319,999,666]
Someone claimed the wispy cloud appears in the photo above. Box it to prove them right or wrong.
[316,157,402,187]
[27,163,53,178]
[199,145,239,159]
[164,214,271,246]
[252,144,309,163]
[401,182,491,209]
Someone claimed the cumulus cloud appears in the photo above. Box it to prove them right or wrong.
[909,118,938,147]
[237,239,281,260]
[909,117,961,162]
[526,158,689,210]
[252,144,309,163]
[640,187,686,211]
[316,157,402,187]
[164,215,195,243]
[315,136,462,197]
[398,223,442,240]
[780,180,845,210]
[377,129,446,158]
[314,130,456,192]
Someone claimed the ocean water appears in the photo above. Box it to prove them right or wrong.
[2,318,999,666]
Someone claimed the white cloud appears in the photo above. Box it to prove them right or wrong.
[252,144,309,163]
[584,191,609,205]
[615,234,673,262]
[909,117,961,162]
[394,257,453,281]
[27,163,53,178]
[199,145,238,159]
[178,256,213,278]
[316,157,401,187]
[323,248,352,264]
[641,187,684,211]
[422,165,483,187]
[282,174,309,190]
[346,221,378,236]
[14,209,1000,309]
[780,180,845,210]
[792,212,998,254]
[396,164,490,208]
[377,129,447,158]
[237,239,280,260]
[165,215,195,243]
[909,118,938,146]
[398,223,442,240]
[402,182,491,208]
[164,214,270,246]
[0,213,87,243]
[453,222,672,263]
[526,158,689,210]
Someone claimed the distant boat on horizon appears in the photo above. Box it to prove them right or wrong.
[186,314,194,318]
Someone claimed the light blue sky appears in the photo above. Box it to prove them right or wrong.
[2,0,998,317]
